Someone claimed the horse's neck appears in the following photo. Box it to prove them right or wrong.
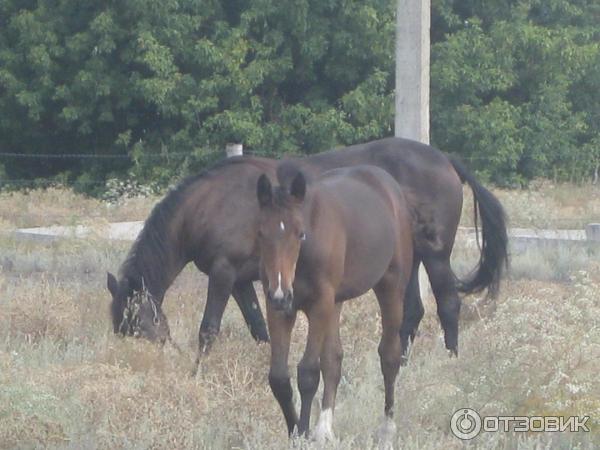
[127,226,188,303]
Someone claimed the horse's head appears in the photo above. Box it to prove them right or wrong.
[106,272,170,343]
[256,172,307,314]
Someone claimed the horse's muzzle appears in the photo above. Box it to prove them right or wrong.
[267,290,294,313]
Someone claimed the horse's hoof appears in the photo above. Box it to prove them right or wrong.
[447,347,458,358]
[190,356,202,378]
[312,408,336,443]
[377,416,396,450]
[198,330,218,354]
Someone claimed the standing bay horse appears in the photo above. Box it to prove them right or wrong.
[256,164,413,440]
[106,137,508,367]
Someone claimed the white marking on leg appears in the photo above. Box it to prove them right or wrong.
[312,408,335,443]
[274,271,284,299]
[280,221,285,231]
[252,302,258,310]
[377,416,397,450]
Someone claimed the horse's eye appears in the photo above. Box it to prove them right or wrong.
[299,232,306,241]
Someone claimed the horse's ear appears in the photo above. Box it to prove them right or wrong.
[290,172,306,203]
[257,174,272,208]
[107,272,118,297]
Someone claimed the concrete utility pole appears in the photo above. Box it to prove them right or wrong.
[395,0,430,144]
[395,0,432,299]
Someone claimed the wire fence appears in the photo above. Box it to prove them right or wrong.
[1,148,594,189]
[0,147,279,189]
[1,179,108,186]
[0,152,128,159]
[0,151,177,189]
[0,149,500,162]
[0,151,191,159]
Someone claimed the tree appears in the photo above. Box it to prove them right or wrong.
[0,0,598,191]
[431,0,600,185]
[0,0,396,192]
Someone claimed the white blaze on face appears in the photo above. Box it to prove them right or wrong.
[312,408,335,442]
[280,221,285,231]
[273,271,284,299]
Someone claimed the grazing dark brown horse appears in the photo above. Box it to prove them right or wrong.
[107,137,507,369]
[107,157,276,350]
[256,164,413,441]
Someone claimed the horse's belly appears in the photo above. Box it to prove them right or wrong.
[335,216,397,301]
[335,256,393,301]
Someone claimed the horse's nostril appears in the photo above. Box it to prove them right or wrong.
[268,289,284,301]
[267,290,290,310]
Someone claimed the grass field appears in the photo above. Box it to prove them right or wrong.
[1,183,599,449]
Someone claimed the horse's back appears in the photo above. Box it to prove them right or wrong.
[301,138,462,255]
[319,165,411,225]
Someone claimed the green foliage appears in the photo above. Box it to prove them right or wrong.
[0,0,598,191]
[431,0,600,185]
[0,0,395,192]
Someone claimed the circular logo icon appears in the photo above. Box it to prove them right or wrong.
[450,408,482,440]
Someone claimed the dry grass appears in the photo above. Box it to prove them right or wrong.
[0,187,157,229]
[1,183,599,448]
[1,179,598,230]
[460,180,600,229]
[1,240,599,448]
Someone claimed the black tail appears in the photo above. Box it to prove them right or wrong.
[450,157,509,297]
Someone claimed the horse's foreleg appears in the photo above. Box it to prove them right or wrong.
[400,257,424,364]
[232,281,269,343]
[267,305,298,436]
[297,290,335,437]
[422,254,460,355]
[193,261,236,373]
[312,303,343,443]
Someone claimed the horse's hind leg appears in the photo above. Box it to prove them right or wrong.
[232,280,269,343]
[400,257,424,364]
[373,273,406,443]
[422,253,460,355]
[313,304,343,443]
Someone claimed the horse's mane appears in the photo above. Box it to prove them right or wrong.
[119,156,263,292]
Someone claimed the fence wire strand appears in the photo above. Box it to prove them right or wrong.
[0,148,518,189]
[0,151,189,159]
[0,148,279,188]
